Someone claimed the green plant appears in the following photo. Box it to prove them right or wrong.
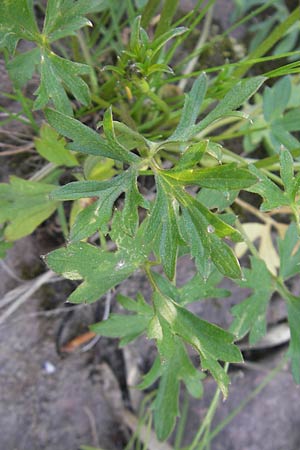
[1,0,300,447]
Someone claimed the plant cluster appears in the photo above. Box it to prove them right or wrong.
[1,0,300,447]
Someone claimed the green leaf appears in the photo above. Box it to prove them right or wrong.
[286,295,300,383]
[45,109,139,163]
[263,76,291,122]
[179,208,211,278]
[281,108,300,132]
[278,223,300,280]
[150,26,187,57]
[70,194,117,241]
[129,15,142,53]
[0,177,58,241]
[170,73,207,141]
[247,165,289,211]
[7,48,40,88]
[34,123,78,167]
[34,51,91,115]
[162,163,258,191]
[170,186,242,278]
[45,228,149,304]
[33,51,72,115]
[231,257,274,344]
[178,271,230,305]
[159,203,180,280]
[83,156,116,181]
[102,107,141,163]
[50,170,143,241]
[271,124,300,151]
[90,312,151,341]
[136,356,161,390]
[43,0,109,42]
[113,121,150,151]
[149,314,203,440]
[197,188,238,211]
[150,269,230,305]
[191,76,265,137]
[117,293,152,314]
[122,174,147,236]
[280,146,295,198]
[50,173,129,201]
[153,343,180,440]
[0,0,39,52]
[146,177,182,280]
[153,292,242,398]
[0,241,13,259]
[175,141,208,169]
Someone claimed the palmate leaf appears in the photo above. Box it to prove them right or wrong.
[2,0,108,113]
[152,292,243,399]
[34,51,91,115]
[247,165,289,211]
[176,187,242,279]
[230,257,274,344]
[50,169,144,241]
[45,222,150,304]
[0,0,39,53]
[0,176,58,241]
[43,0,108,42]
[147,172,242,279]
[248,149,300,216]
[6,48,40,88]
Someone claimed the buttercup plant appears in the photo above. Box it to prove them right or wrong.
[0,0,300,446]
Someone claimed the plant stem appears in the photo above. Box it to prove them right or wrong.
[188,364,229,450]
[174,391,190,450]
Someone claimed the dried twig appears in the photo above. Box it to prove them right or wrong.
[0,271,58,325]
[0,143,34,156]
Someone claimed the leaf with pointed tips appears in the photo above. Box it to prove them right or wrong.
[278,223,300,280]
[163,163,258,191]
[149,313,203,440]
[0,177,58,241]
[45,109,139,163]
[43,0,109,42]
[286,295,300,383]
[230,257,273,344]
[191,76,265,137]
[247,165,289,211]
[153,292,242,398]
[35,123,78,167]
[170,73,207,141]
[45,225,150,304]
